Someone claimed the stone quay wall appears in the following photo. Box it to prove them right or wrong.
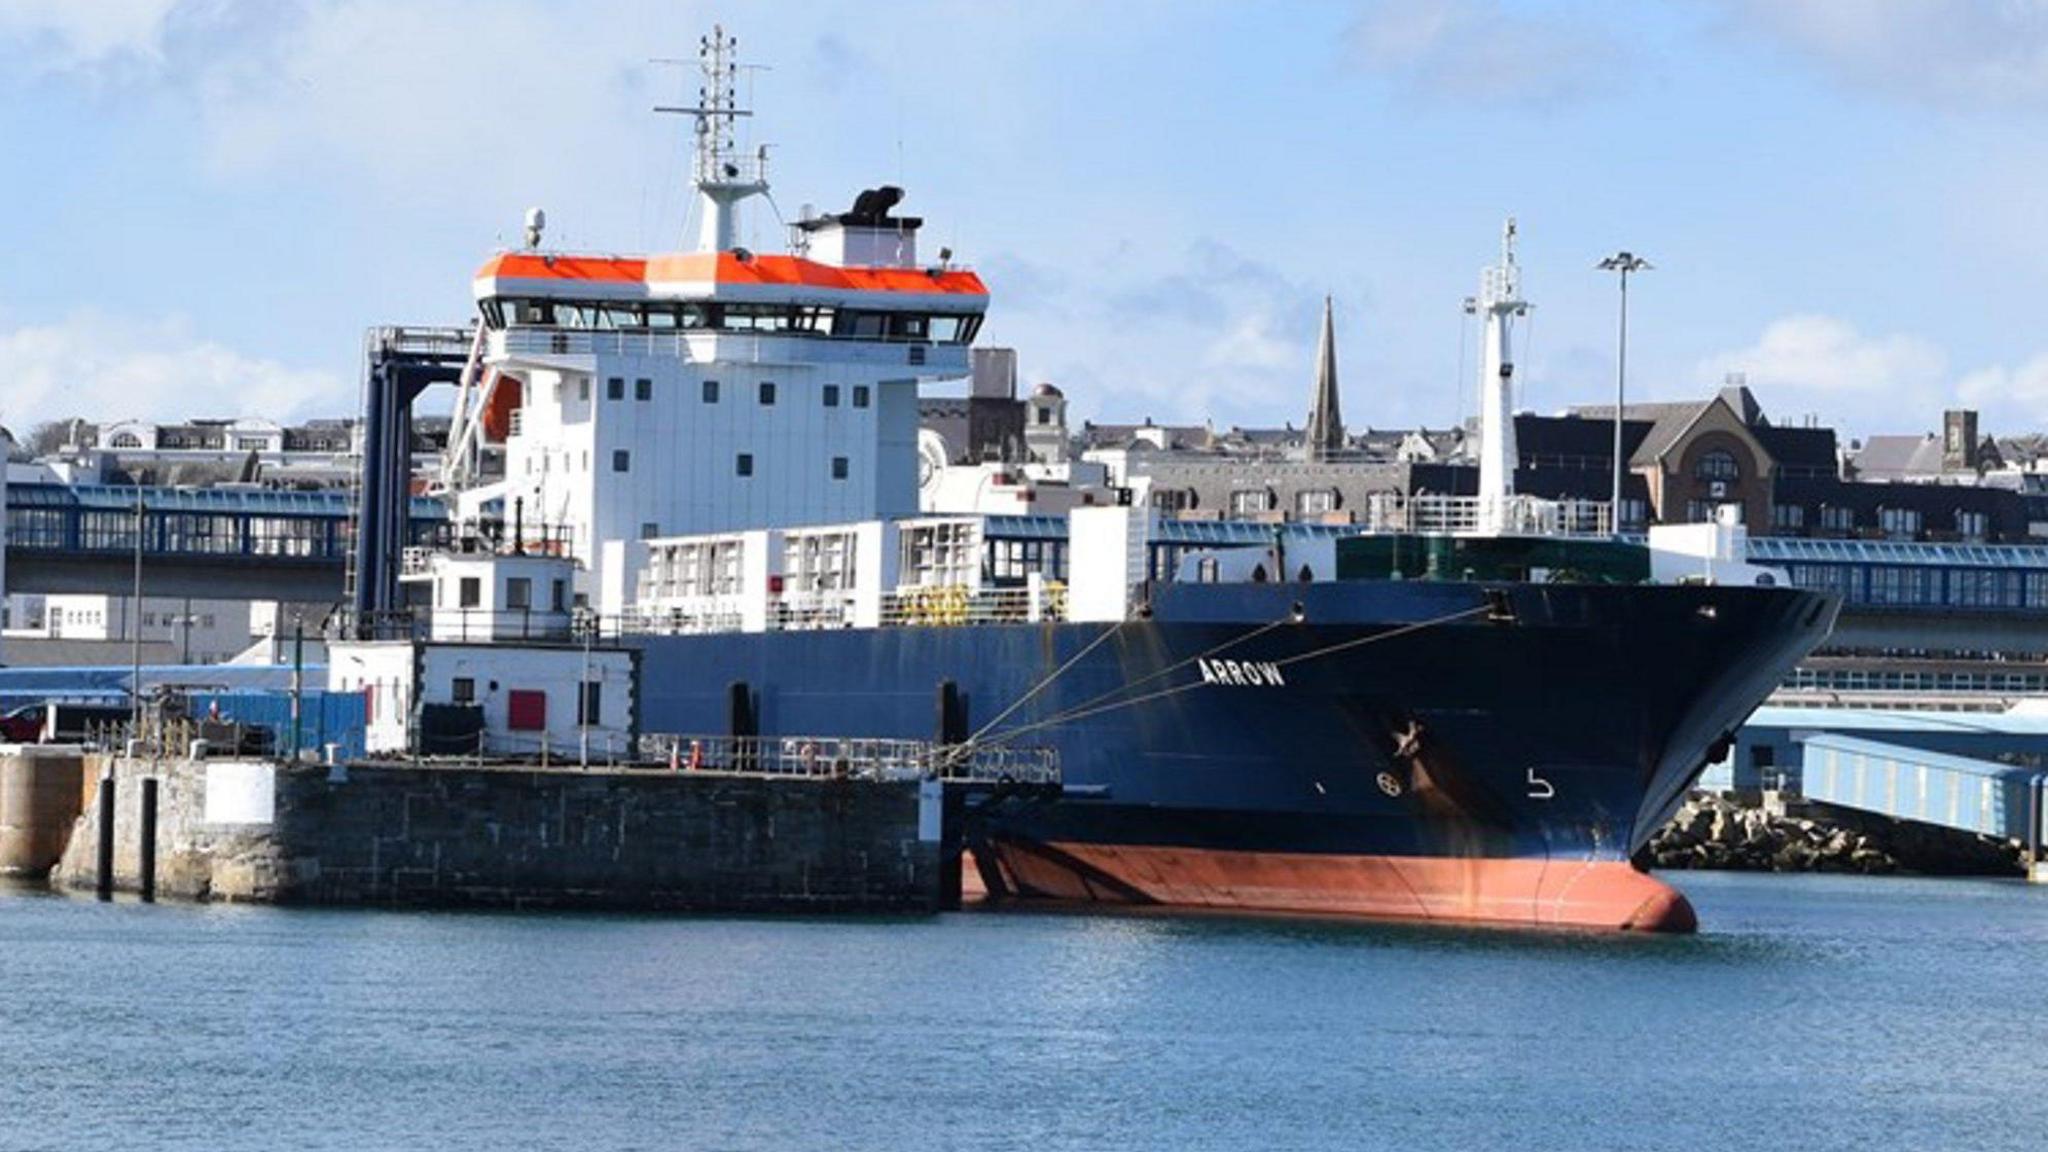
[53,757,944,913]
[0,747,88,877]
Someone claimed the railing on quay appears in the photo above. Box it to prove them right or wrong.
[637,734,1060,784]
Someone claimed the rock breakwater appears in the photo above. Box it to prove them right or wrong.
[1644,791,2023,876]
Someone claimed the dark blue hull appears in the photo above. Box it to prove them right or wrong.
[625,579,1836,929]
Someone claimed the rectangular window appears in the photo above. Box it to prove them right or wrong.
[823,384,840,407]
[458,576,481,608]
[1820,506,1855,532]
[578,681,602,726]
[506,577,532,611]
[759,381,777,405]
[1294,489,1337,516]
[606,376,624,401]
[1771,503,1806,531]
[635,377,652,401]
[1229,490,1271,515]
[853,385,871,408]
[452,677,475,704]
[640,521,660,539]
[551,579,567,611]
[613,450,631,472]
[578,378,590,401]
[737,453,754,477]
[832,456,849,480]
[702,379,720,403]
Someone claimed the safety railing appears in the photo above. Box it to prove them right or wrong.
[881,584,1066,627]
[636,733,1060,783]
[1363,494,1612,538]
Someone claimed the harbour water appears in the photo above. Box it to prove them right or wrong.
[4,873,2046,1151]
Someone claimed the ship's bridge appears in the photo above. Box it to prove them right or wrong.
[470,250,987,345]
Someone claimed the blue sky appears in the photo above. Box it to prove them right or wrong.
[4,0,2048,443]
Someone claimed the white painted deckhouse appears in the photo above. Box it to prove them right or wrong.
[441,25,988,614]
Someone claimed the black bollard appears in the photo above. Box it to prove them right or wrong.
[728,681,755,773]
[95,775,116,902]
[935,680,967,748]
[139,777,159,904]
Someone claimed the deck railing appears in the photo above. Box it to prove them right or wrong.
[1364,494,1612,537]
[635,733,1060,783]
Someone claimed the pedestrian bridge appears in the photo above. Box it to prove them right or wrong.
[5,483,445,601]
[1800,733,2048,877]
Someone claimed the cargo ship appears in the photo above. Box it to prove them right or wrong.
[333,29,1835,932]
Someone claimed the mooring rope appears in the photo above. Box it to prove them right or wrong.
[976,610,1303,746]
[966,621,1122,744]
[973,602,1495,749]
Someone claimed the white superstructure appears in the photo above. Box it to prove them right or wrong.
[440,28,988,614]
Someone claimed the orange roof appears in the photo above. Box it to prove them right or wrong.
[474,253,647,284]
[475,251,986,297]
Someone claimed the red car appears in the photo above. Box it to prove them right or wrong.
[0,705,45,743]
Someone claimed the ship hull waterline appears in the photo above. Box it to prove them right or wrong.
[625,579,1838,933]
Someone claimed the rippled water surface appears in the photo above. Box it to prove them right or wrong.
[4,872,2046,1151]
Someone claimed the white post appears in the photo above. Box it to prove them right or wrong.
[1472,219,1527,536]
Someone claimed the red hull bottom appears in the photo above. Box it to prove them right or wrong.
[966,841,1696,934]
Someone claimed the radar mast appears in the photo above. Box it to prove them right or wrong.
[655,24,769,252]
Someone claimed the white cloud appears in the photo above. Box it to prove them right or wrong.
[190,2,671,195]
[1695,314,1948,431]
[1728,0,2048,109]
[1697,313,2048,438]
[1346,0,1630,107]
[0,0,182,70]
[0,311,347,431]
[1959,353,2048,425]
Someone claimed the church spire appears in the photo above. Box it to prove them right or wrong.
[1305,295,1344,461]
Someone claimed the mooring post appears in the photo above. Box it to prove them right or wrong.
[139,777,159,904]
[95,773,116,902]
[934,680,968,910]
[729,680,755,773]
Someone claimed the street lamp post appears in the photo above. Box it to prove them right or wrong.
[128,485,144,743]
[1596,251,1651,534]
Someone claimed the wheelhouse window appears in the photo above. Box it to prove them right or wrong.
[485,296,978,343]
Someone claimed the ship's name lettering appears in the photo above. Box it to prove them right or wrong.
[1198,658,1286,687]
